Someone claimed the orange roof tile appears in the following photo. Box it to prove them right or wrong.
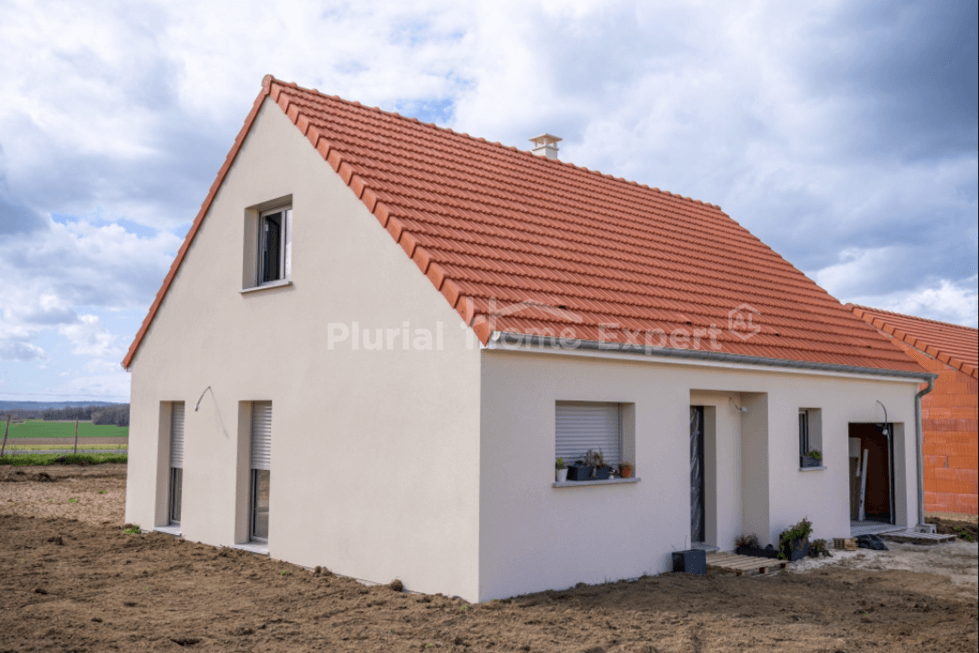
[123,76,927,375]
[849,305,978,379]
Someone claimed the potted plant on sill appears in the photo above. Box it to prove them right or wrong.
[555,457,568,483]
[567,449,611,481]
[619,462,634,479]
[800,449,822,468]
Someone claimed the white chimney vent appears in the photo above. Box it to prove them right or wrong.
[529,134,561,160]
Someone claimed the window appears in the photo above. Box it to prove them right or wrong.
[799,408,823,468]
[249,401,272,541]
[556,402,623,468]
[258,207,290,285]
[169,402,185,525]
[243,200,292,290]
[799,410,809,456]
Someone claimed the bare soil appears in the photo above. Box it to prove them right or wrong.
[929,517,979,542]
[1,466,976,653]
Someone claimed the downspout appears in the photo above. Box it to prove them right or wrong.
[914,375,936,529]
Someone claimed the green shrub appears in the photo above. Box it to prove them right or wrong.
[0,453,127,466]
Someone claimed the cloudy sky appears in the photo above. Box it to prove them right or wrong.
[1,0,976,402]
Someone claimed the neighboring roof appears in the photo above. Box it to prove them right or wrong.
[123,76,925,375]
[849,305,978,379]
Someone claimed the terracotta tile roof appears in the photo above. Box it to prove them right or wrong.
[123,76,926,375]
[849,305,978,379]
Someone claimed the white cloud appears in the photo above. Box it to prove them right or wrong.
[845,276,979,328]
[59,315,121,358]
[0,0,975,398]
[0,214,179,365]
[0,341,48,363]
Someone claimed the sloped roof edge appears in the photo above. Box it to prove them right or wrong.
[848,304,978,379]
[122,76,278,369]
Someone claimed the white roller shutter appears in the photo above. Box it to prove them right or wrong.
[170,402,185,469]
[555,402,621,466]
[250,401,272,471]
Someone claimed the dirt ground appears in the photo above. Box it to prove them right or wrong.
[1,465,976,653]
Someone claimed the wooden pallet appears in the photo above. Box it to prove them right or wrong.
[706,552,788,577]
[880,530,956,545]
[833,537,858,551]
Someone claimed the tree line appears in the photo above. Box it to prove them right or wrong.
[0,404,129,427]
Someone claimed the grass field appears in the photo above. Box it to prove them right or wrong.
[3,419,128,439]
[2,443,128,451]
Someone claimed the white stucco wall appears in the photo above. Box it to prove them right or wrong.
[477,347,920,601]
[126,98,482,601]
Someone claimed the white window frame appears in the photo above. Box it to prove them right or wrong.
[249,401,272,542]
[799,407,824,470]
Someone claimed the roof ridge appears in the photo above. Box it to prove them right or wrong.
[268,76,724,212]
[848,303,977,379]
[847,303,978,332]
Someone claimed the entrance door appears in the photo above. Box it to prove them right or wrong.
[169,402,184,525]
[690,406,705,543]
[848,423,893,523]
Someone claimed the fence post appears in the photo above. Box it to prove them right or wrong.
[73,420,79,455]
[0,415,10,457]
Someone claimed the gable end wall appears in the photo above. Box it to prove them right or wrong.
[125,98,482,600]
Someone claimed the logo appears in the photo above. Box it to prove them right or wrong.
[727,303,761,341]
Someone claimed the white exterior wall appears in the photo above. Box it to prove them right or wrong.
[478,348,920,601]
[126,98,482,601]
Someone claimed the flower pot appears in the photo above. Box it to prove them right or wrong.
[672,549,706,574]
[566,465,593,481]
[736,545,780,559]
[620,465,633,478]
[800,455,822,468]
[555,468,568,483]
[780,538,810,561]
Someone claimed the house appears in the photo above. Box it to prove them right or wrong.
[849,305,977,515]
[123,75,934,602]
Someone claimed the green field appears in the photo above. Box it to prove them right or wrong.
[3,419,129,439]
[2,443,128,451]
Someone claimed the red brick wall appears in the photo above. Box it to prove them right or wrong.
[894,340,979,515]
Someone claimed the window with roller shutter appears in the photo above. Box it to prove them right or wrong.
[555,402,622,467]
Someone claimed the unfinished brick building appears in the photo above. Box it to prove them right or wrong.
[850,305,978,515]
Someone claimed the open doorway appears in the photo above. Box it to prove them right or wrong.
[848,423,893,524]
[690,406,705,544]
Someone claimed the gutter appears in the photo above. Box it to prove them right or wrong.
[489,332,937,382]
[915,376,936,530]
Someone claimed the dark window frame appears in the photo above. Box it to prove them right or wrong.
[258,207,290,285]
[799,409,810,456]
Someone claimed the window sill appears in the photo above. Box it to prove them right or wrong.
[231,541,269,555]
[241,280,292,294]
[799,466,827,472]
[553,477,641,488]
[154,524,182,537]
